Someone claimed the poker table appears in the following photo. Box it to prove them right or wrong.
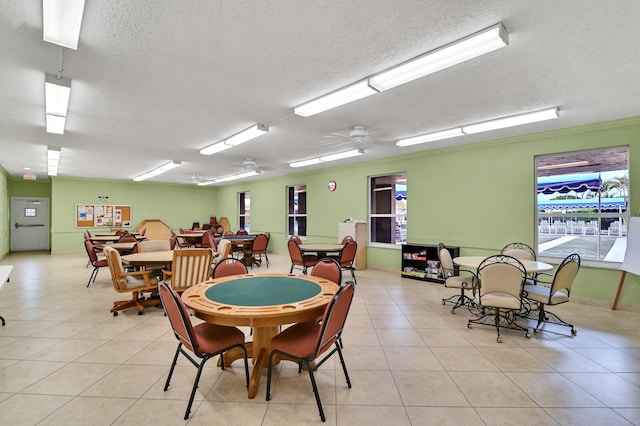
[181,273,338,399]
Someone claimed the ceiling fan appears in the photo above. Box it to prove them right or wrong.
[231,157,273,173]
[321,126,385,148]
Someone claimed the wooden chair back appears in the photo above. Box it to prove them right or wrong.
[168,249,212,293]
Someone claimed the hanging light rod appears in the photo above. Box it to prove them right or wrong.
[133,161,181,182]
[396,107,560,147]
[289,148,364,168]
[294,23,509,117]
[200,124,269,156]
[42,0,86,50]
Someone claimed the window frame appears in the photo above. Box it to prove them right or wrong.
[238,191,250,232]
[286,184,307,239]
[368,172,407,248]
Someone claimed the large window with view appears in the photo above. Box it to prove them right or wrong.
[239,191,250,232]
[369,173,407,245]
[536,146,629,264]
[287,185,306,238]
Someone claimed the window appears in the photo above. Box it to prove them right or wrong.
[369,173,407,245]
[24,208,37,217]
[239,192,250,232]
[536,146,629,264]
[287,185,306,238]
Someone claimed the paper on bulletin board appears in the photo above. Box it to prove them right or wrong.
[621,217,640,275]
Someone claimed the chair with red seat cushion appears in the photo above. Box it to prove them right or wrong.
[288,238,317,275]
[266,281,355,422]
[335,240,357,284]
[212,257,248,278]
[158,281,249,420]
[84,240,108,287]
[243,233,269,268]
[311,257,342,286]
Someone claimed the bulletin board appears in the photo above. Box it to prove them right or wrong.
[76,204,132,228]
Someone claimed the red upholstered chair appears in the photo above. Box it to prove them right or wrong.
[202,230,217,251]
[335,240,357,284]
[288,238,317,275]
[341,235,354,244]
[178,229,195,248]
[236,229,249,236]
[244,233,269,268]
[290,236,302,244]
[169,232,178,250]
[266,281,355,422]
[311,257,342,286]
[84,240,108,287]
[158,281,249,420]
[212,257,248,278]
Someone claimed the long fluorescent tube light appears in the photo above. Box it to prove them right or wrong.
[294,81,378,117]
[43,0,86,50]
[47,146,61,176]
[45,74,71,116]
[200,124,268,155]
[290,149,364,168]
[396,128,464,147]
[370,23,509,91]
[46,114,66,135]
[207,170,260,184]
[133,161,181,182]
[462,107,559,134]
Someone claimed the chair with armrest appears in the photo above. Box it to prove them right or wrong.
[523,253,580,336]
[266,281,355,422]
[438,242,478,314]
[162,248,212,296]
[84,240,108,287]
[212,239,232,266]
[158,281,249,420]
[288,238,317,275]
[243,233,269,268]
[104,246,159,316]
[467,254,530,343]
[212,257,248,278]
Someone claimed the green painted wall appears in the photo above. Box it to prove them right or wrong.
[50,177,218,252]
[0,168,9,259]
[9,178,52,199]
[213,117,640,309]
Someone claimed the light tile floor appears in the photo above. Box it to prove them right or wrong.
[1,251,639,425]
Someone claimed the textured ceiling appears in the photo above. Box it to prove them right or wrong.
[1,1,639,185]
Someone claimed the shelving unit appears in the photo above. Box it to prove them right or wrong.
[401,243,459,283]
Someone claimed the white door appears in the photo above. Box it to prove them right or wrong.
[10,197,50,251]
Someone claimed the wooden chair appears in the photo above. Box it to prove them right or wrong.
[162,249,212,295]
[104,246,159,316]
[266,281,355,422]
[288,238,317,275]
[158,281,249,420]
[212,257,248,278]
[84,240,108,287]
[212,239,232,266]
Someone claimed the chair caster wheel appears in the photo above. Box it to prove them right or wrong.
[571,329,577,336]
[467,323,472,329]
[526,333,531,339]
[534,329,539,334]
[496,337,502,343]
[138,311,144,315]
[450,309,456,315]
[442,301,446,305]
[113,312,118,316]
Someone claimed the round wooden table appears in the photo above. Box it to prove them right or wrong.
[453,256,553,273]
[181,273,338,399]
[121,250,174,267]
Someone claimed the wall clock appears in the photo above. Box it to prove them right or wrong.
[328,180,337,192]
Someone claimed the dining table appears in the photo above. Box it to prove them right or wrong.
[453,256,553,274]
[223,235,257,266]
[298,243,345,259]
[89,235,147,243]
[181,273,338,399]
[121,250,174,267]
[104,242,137,254]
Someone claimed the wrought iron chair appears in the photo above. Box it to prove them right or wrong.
[438,243,478,313]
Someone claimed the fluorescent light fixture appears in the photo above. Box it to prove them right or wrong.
[200,124,268,155]
[396,128,464,147]
[294,81,378,117]
[43,0,86,49]
[370,23,508,91]
[462,107,559,134]
[290,149,364,168]
[199,141,231,156]
[46,114,66,134]
[133,161,181,182]
[319,149,364,162]
[210,170,260,184]
[45,74,71,116]
[47,146,61,176]
[538,161,589,171]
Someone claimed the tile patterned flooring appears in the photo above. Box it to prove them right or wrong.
[0,250,639,425]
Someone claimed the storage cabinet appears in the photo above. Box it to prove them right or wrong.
[401,243,459,283]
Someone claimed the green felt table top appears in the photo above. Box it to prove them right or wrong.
[204,276,321,306]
